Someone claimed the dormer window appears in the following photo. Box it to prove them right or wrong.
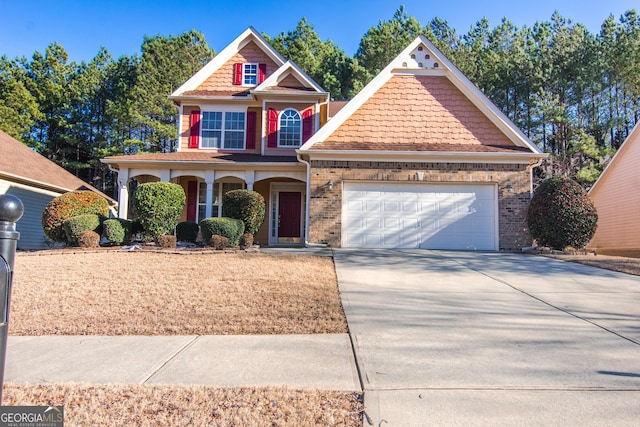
[243,63,258,85]
[233,63,267,86]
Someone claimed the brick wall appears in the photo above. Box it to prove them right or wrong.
[308,160,533,251]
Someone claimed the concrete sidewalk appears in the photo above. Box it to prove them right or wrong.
[5,334,360,391]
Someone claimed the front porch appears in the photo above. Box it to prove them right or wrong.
[110,161,307,247]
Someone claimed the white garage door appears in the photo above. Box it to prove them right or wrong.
[342,182,497,250]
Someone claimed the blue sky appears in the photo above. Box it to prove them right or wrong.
[1,0,638,62]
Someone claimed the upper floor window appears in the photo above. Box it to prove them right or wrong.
[278,109,301,147]
[201,111,245,149]
[243,63,258,85]
[233,63,267,86]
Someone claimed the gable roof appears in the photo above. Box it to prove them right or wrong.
[589,121,640,197]
[170,28,327,102]
[171,27,286,99]
[300,35,545,161]
[0,130,115,203]
[252,60,327,96]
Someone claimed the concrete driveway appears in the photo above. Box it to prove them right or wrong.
[334,250,640,426]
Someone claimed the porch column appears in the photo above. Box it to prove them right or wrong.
[160,169,171,182]
[205,170,215,218]
[117,168,129,219]
[245,169,255,190]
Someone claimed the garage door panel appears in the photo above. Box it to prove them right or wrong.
[343,182,497,250]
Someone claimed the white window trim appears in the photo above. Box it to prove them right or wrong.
[277,108,302,148]
[200,110,247,150]
[197,181,245,220]
[242,63,259,87]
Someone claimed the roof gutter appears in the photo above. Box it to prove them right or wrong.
[300,149,548,164]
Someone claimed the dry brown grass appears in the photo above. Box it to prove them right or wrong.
[543,253,640,276]
[3,383,363,426]
[11,251,347,335]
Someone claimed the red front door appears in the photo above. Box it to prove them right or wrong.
[186,181,198,222]
[278,192,302,242]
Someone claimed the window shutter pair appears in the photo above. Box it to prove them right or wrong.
[233,63,267,85]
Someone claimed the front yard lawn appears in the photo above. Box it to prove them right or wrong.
[11,251,347,335]
[3,383,363,426]
[6,250,360,426]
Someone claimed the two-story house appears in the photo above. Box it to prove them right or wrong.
[103,27,328,246]
[103,27,546,250]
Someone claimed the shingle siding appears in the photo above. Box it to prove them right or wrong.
[316,75,516,150]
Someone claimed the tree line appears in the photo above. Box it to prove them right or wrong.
[1,6,638,195]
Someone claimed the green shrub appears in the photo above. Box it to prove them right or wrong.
[63,214,103,246]
[527,176,598,250]
[102,218,132,245]
[240,233,254,249]
[42,191,109,244]
[176,221,199,243]
[132,182,185,239]
[222,190,266,235]
[200,217,245,247]
[209,235,229,250]
[156,234,177,248]
[77,230,100,248]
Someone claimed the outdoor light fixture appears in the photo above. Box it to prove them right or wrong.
[506,183,514,193]
[327,181,334,191]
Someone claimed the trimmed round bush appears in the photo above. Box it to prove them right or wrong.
[527,176,598,250]
[222,190,266,235]
[156,234,177,248]
[209,235,229,250]
[102,218,132,245]
[133,182,185,239]
[176,221,199,243]
[240,233,254,249]
[62,214,102,246]
[42,190,109,244]
[200,217,245,247]
[77,230,100,248]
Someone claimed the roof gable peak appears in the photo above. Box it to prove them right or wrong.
[171,27,286,97]
[253,60,327,94]
[301,34,543,155]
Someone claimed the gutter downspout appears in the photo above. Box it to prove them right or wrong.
[529,158,545,197]
[297,154,328,248]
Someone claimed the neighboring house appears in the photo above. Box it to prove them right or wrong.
[587,122,640,257]
[0,130,116,250]
[102,28,546,250]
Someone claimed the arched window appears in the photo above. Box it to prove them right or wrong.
[278,109,301,147]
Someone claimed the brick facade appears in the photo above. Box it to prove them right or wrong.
[308,160,533,251]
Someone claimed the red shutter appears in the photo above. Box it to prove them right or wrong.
[186,181,198,222]
[302,109,314,142]
[267,108,278,148]
[246,111,257,150]
[258,63,267,84]
[233,63,243,85]
[189,110,201,148]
